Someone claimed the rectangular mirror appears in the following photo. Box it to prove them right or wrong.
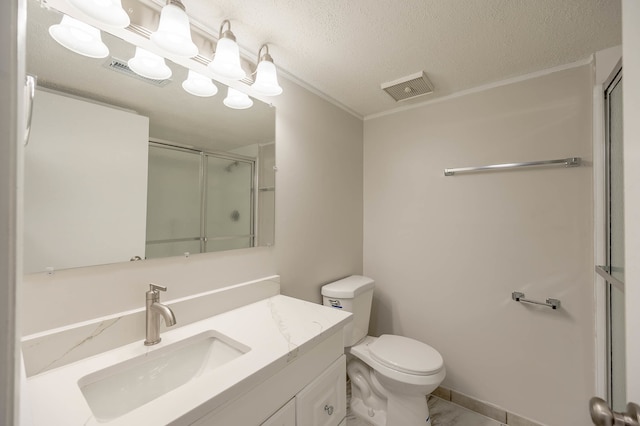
[24,1,276,274]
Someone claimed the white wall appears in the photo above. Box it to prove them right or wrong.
[272,77,364,302]
[21,75,363,334]
[623,0,640,403]
[364,66,594,425]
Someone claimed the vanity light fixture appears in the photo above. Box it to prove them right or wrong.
[67,0,130,29]
[208,20,246,81]
[151,0,199,58]
[49,15,109,58]
[182,70,218,97]
[251,44,282,96]
[223,87,253,109]
[128,47,172,80]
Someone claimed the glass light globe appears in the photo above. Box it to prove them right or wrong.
[128,47,172,80]
[223,87,253,109]
[182,70,218,97]
[208,37,245,80]
[67,0,130,28]
[150,3,198,58]
[49,15,109,59]
[251,59,283,96]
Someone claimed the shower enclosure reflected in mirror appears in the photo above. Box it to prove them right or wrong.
[23,1,276,274]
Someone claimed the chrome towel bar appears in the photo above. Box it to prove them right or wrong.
[512,292,560,310]
[444,157,581,176]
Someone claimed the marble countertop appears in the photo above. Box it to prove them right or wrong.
[26,295,352,426]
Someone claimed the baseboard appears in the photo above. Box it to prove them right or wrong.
[432,386,544,426]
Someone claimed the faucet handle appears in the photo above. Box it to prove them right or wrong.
[149,283,167,293]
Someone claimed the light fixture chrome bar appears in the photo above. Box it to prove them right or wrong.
[118,10,257,85]
[126,23,152,39]
[444,157,581,176]
[218,19,234,41]
[512,292,561,310]
[595,265,625,293]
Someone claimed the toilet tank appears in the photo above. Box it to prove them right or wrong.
[322,275,375,347]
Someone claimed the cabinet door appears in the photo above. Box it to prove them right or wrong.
[261,398,295,426]
[296,355,346,426]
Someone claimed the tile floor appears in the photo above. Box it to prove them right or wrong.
[346,395,507,426]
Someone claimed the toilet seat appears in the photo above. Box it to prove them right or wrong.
[369,335,444,376]
[348,336,446,389]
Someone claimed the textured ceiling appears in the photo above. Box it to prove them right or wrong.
[33,0,622,121]
[183,0,621,117]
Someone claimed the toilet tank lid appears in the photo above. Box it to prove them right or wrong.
[322,275,375,298]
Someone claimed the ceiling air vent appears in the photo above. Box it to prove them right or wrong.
[103,57,172,87]
[381,71,434,102]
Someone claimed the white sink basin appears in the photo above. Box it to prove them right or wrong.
[78,330,250,421]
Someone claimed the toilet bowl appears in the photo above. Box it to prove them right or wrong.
[347,335,445,425]
[321,276,446,426]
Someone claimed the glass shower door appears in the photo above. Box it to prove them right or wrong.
[204,156,254,252]
[146,143,256,258]
[605,66,625,412]
[146,145,202,258]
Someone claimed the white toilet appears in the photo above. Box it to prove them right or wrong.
[322,275,445,426]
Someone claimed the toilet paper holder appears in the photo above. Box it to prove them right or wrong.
[512,292,561,310]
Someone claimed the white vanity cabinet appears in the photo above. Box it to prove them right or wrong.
[189,330,348,426]
[260,355,346,426]
[261,399,296,426]
[295,356,346,426]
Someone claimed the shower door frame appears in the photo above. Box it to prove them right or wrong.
[603,61,624,410]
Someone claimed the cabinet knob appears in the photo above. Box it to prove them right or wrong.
[324,405,334,415]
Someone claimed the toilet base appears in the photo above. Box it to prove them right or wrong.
[387,393,432,425]
[349,395,386,426]
[348,358,433,426]
[349,393,432,426]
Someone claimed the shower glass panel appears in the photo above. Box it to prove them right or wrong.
[205,156,254,252]
[146,143,257,258]
[146,146,202,258]
[605,66,625,412]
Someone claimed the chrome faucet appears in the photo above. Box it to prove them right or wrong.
[144,284,177,346]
